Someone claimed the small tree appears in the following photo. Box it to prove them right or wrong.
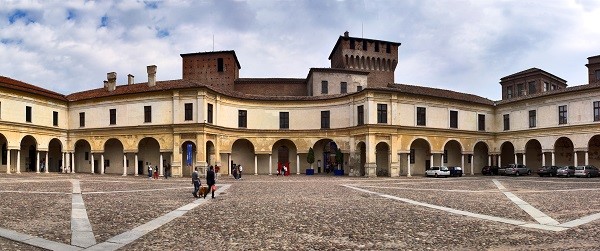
[307,147,315,169]
[335,148,343,170]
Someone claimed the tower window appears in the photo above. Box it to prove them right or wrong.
[386,43,391,53]
[350,39,355,49]
[374,42,379,52]
[362,41,367,50]
[340,82,347,94]
[217,58,224,72]
[321,81,328,94]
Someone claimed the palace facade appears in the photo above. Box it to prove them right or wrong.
[1,32,600,178]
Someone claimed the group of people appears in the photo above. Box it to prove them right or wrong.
[148,164,172,179]
[231,164,243,180]
[277,165,288,176]
[192,165,216,199]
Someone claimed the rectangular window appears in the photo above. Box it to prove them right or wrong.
[594,101,600,122]
[109,109,116,125]
[410,149,415,164]
[551,84,557,90]
[321,81,328,94]
[528,81,536,94]
[506,86,513,98]
[386,43,391,53]
[417,107,426,126]
[207,103,213,124]
[377,104,387,124]
[503,114,510,130]
[79,112,85,127]
[350,39,355,49]
[478,114,485,131]
[184,103,193,121]
[340,82,347,94]
[144,106,152,123]
[52,111,58,126]
[279,112,289,129]
[529,110,536,128]
[362,41,367,50]
[357,86,363,91]
[357,105,364,126]
[375,42,379,52]
[449,110,458,129]
[238,110,247,128]
[443,150,448,163]
[321,111,330,129]
[517,84,524,96]
[596,70,600,81]
[217,58,224,72]
[544,82,550,92]
[25,106,32,123]
[559,105,568,124]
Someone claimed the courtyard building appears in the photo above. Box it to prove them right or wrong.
[1,32,600,178]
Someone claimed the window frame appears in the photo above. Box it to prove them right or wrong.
[321,81,328,94]
[529,110,536,128]
[506,85,513,98]
[357,105,364,126]
[279,112,289,129]
[558,105,568,125]
[144,105,152,123]
[321,110,330,129]
[528,81,536,94]
[503,114,510,131]
[416,107,426,126]
[377,104,387,124]
[79,112,85,127]
[478,114,485,131]
[238,110,247,128]
[184,103,193,121]
[53,111,58,126]
[594,101,600,122]
[109,108,116,125]
[449,110,458,129]
[217,58,224,72]
[25,106,32,123]
[340,82,347,94]
[207,103,213,124]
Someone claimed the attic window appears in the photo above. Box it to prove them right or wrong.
[350,39,355,49]
[386,43,391,53]
[362,41,367,50]
[217,58,224,72]
[375,42,379,52]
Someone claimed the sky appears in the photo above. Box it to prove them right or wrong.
[1,0,599,100]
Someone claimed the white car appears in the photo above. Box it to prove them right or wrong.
[426,166,450,177]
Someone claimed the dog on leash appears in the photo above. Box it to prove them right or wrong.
[199,186,208,198]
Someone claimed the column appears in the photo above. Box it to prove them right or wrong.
[498,155,501,167]
[585,151,589,165]
[429,154,433,168]
[36,151,40,173]
[296,154,300,175]
[16,150,21,174]
[514,154,518,164]
[6,149,11,174]
[62,152,66,173]
[522,153,526,166]
[227,153,231,176]
[269,154,272,175]
[254,154,258,175]
[70,152,75,173]
[461,154,465,170]
[91,154,95,174]
[100,154,105,174]
[574,151,578,166]
[407,153,411,177]
[44,152,49,173]
[134,154,138,176]
[159,153,164,176]
[123,153,127,176]
[542,152,546,167]
[551,152,555,166]
[488,155,491,166]
[470,155,474,175]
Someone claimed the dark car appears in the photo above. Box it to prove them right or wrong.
[482,166,499,175]
[556,166,576,177]
[448,166,463,177]
[537,166,560,177]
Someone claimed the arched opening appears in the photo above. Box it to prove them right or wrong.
[443,140,463,167]
[525,139,542,171]
[181,141,197,177]
[376,142,389,177]
[138,137,160,176]
[103,138,124,174]
[313,139,342,175]
[554,137,574,166]
[0,134,8,173]
[20,135,37,172]
[74,140,91,173]
[357,142,366,176]
[588,135,600,167]
[272,139,297,175]
[206,141,215,166]
[500,141,515,167]
[409,138,431,175]
[48,138,62,172]
[231,139,255,175]
[473,142,489,174]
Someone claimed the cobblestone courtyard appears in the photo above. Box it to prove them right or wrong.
[1,173,600,250]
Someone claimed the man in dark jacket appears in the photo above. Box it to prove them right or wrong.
[192,167,200,198]
[204,165,216,199]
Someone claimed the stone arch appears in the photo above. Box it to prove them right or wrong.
[554,137,574,166]
[376,142,390,177]
[387,59,392,71]
[206,140,215,166]
[0,133,8,173]
[443,140,463,167]
[231,139,255,175]
[103,138,124,174]
[48,138,63,172]
[525,139,542,170]
[271,139,297,175]
[313,139,340,174]
[588,135,600,167]
[138,137,160,176]
[181,141,196,177]
[409,138,431,175]
[361,56,365,69]
[20,135,37,172]
[376,57,381,70]
[345,54,349,67]
[473,141,489,173]
[74,139,91,173]
[500,141,515,166]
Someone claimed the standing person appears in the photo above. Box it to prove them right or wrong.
[238,164,243,180]
[153,166,159,180]
[232,165,238,180]
[164,164,170,179]
[147,164,152,179]
[204,165,216,199]
[191,167,200,198]
[283,165,288,176]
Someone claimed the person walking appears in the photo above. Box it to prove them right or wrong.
[153,166,159,180]
[192,167,200,198]
[232,165,238,180]
[204,166,216,199]
[147,164,152,179]
[238,164,243,180]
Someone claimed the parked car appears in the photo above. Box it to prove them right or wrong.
[574,165,600,178]
[537,166,560,177]
[556,166,576,177]
[448,166,463,177]
[482,166,499,175]
[504,164,531,176]
[426,166,450,177]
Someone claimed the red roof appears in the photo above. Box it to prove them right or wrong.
[0,76,67,101]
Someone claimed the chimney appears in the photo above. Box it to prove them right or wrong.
[344,31,349,37]
[147,65,157,87]
[128,74,134,85]
[103,80,109,89]
[106,72,116,92]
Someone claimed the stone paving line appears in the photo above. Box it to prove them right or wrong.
[0,178,230,251]
[493,179,561,226]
